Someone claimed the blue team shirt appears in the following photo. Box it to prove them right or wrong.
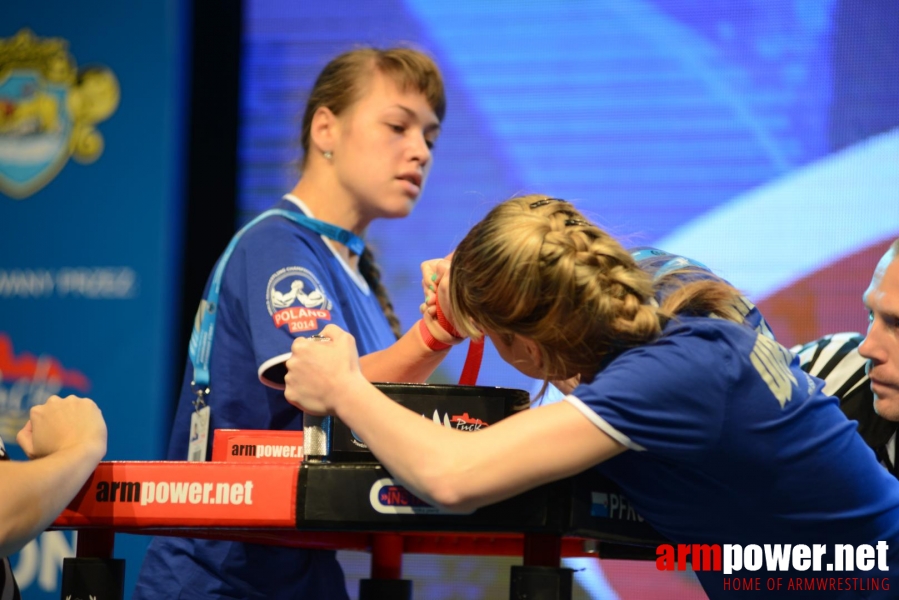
[566,317,899,598]
[134,197,396,600]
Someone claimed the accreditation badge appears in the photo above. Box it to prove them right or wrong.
[187,405,211,462]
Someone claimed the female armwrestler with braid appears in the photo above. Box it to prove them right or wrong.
[134,47,463,600]
[285,195,899,598]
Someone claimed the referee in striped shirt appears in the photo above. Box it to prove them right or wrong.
[794,239,899,477]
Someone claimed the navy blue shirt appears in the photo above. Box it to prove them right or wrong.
[566,317,899,598]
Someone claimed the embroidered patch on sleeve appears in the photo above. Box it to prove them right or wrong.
[266,267,333,333]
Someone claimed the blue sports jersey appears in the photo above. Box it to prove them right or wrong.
[566,317,899,598]
[134,196,396,600]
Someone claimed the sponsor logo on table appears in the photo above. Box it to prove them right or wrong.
[369,477,472,515]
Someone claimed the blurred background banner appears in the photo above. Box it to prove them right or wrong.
[0,2,187,597]
[2,0,898,598]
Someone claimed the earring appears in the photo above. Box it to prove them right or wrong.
[322,150,333,160]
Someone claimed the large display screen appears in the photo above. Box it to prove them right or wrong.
[239,2,899,597]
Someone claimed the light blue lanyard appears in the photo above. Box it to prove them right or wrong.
[188,208,364,393]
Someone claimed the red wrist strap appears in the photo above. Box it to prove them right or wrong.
[421,292,484,384]
[435,296,463,339]
[418,318,451,351]
[433,294,483,385]
[458,338,484,386]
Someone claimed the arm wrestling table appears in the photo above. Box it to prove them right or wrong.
[51,427,666,600]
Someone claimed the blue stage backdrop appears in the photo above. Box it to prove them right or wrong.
[239,1,899,598]
[0,2,187,598]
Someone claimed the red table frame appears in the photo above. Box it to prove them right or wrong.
[52,460,611,582]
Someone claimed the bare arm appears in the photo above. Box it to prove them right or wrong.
[0,396,107,558]
[331,376,623,511]
[285,325,625,512]
[358,314,461,383]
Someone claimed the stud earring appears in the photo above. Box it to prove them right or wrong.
[322,150,333,160]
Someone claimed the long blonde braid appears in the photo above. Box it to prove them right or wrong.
[450,195,744,381]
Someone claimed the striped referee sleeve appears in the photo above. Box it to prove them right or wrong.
[792,332,869,399]
[792,332,898,468]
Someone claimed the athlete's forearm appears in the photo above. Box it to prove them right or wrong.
[0,442,104,557]
[330,377,626,514]
[330,373,477,509]
[359,319,453,383]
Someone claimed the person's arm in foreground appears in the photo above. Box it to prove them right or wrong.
[285,324,625,513]
[0,395,107,557]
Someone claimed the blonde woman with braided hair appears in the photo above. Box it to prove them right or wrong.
[444,196,751,384]
[135,47,464,600]
[286,196,899,598]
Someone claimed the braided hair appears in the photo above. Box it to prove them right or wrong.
[359,246,402,339]
[449,195,744,382]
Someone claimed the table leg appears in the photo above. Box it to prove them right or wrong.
[76,529,115,558]
[360,533,413,600]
